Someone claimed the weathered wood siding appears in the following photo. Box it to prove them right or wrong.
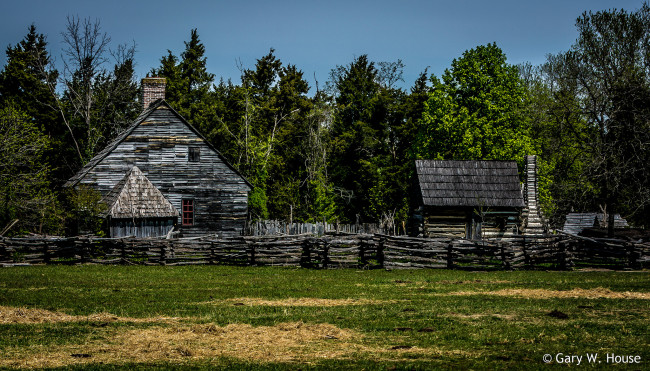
[422,208,519,240]
[76,105,250,237]
[423,208,468,238]
[110,217,175,238]
[480,212,520,241]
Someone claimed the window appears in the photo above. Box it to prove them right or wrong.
[182,199,194,226]
[189,147,200,162]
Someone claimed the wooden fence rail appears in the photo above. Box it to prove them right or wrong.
[0,233,648,270]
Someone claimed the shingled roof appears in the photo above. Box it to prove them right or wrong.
[64,99,252,189]
[562,212,629,234]
[415,160,525,208]
[102,166,178,218]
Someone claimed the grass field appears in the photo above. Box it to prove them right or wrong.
[0,266,648,370]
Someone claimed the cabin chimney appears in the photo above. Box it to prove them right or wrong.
[141,77,166,110]
[522,155,546,235]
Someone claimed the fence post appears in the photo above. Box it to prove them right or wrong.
[43,240,51,264]
[159,242,167,266]
[626,242,641,270]
[321,240,330,269]
[500,242,511,270]
[447,241,454,269]
[377,236,385,269]
[301,238,311,268]
[522,236,531,268]
[247,240,255,266]
[558,239,567,270]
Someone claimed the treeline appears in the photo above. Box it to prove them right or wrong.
[1,5,649,236]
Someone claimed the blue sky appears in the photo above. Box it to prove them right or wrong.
[0,0,646,92]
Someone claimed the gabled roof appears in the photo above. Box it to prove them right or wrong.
[64,99,252,189]
[102,166,178,218]
[415,160,525,208]
[562,212,629,234]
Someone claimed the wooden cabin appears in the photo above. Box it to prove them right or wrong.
[562,212,629,235]
[65,77,252,238]
[412,160,525,240]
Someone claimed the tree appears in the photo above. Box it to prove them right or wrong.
[0,25,59,136]
[152,29,215,128]
[327,55,412,226]
[0,25,73,184]
[59,16,139,162]
[0,106,62,235]
[546,4,650,229]
[416,43,535,167]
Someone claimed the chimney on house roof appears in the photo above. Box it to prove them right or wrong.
[141,77,166,110]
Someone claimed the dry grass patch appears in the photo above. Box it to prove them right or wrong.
[437,279,512,285]
[0,321,362,369]
[0,319,477,368]
[444,312,516,320]
[216,297,395,307]
[443,287,650,300]
[0,305,183,325]
[0,321,452,369]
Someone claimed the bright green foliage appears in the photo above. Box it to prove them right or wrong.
[0,106,62,235]
[417,43,535,169]
[520,62,595,227]
[0,25,75,183]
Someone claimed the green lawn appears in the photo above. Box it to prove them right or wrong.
[0,266,648,370]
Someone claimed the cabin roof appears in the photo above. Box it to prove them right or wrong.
[415,159,525,208]
[102,166,178,218]
[64,99,252,189]
[562,212,629,234]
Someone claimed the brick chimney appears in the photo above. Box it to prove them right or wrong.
[141,77,166,110]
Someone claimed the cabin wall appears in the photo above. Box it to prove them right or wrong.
[421,207,521,240]
[110,218,174,238]
[480,212,520,241]
[77,105,250,238]
[422,208,469,238]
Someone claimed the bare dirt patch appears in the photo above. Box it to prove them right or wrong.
[443,287,650,300]
[0,306,182,324]
[216,297,394,307]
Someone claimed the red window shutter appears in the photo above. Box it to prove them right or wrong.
[182,199,194,226]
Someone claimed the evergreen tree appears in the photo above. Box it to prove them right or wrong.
[152,29,215,129]
[328,55,411,228]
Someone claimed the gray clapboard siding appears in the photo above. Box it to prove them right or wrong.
[67,100,252,238]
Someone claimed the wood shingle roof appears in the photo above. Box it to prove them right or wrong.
[64,99,252,189]
[102,166,178,218]
[415,160,525,208]
[562,212,629,235]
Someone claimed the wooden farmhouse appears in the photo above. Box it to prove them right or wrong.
[64,77,252,238]
[413,159,529,240]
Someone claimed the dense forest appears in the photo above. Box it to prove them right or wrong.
[1,5,649,236]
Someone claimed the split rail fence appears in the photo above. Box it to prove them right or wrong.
[1,233,648,270]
